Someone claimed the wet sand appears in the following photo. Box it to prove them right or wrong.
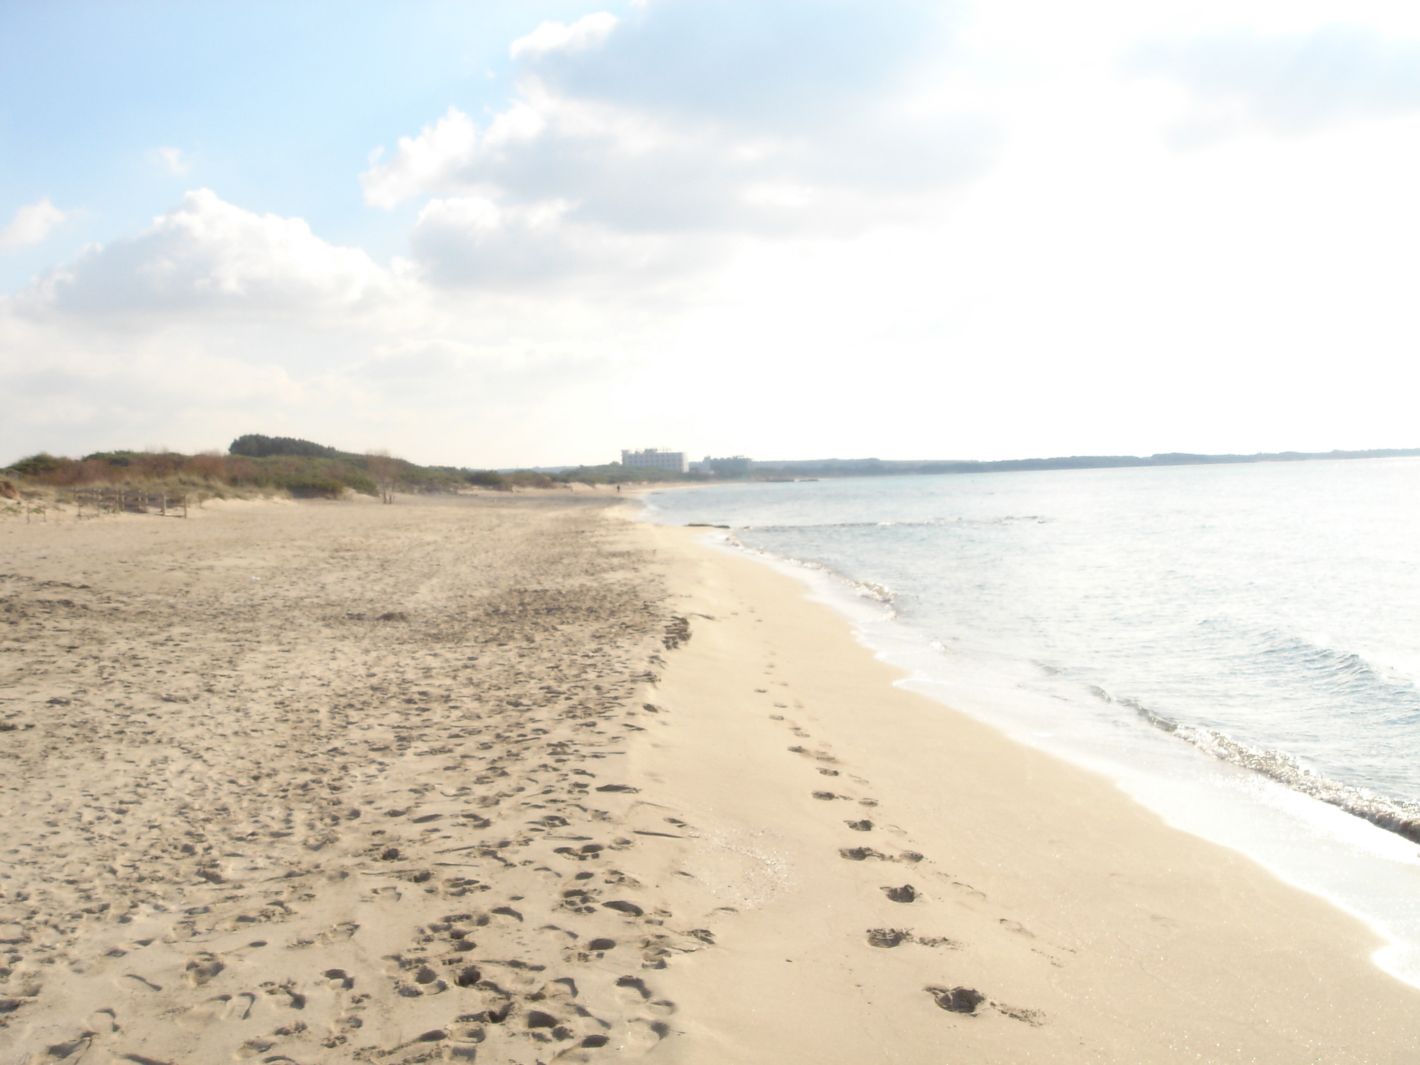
[633,519,1420,1063]
[2,495,1417,1063]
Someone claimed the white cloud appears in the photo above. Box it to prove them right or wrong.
[15,1,1420,470]
[0,198,68,250]
[27,189,410,319]
[361,22,993,288]
[1127,25,1420,134]
[357,0,991,299]
[0,184,659,465]
[509,12,618,60]
[154,146,191,176]
[408,193,696,288]
[362,79,992,262]
[361,107,478,209]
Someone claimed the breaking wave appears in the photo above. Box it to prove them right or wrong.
[1089,684,1420,845]
[722,533,896,608]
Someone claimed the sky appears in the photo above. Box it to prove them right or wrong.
[3,0,1420,468]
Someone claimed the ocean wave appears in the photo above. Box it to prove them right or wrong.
[1089,684,1420,844]
[1089,685,1180,733]
[1254,629,1420,703]
[1184,728,1420,845]
[722,534,896,608]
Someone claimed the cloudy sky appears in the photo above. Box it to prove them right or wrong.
[4,0,1419,468]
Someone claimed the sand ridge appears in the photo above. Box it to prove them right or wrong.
[0,497,714,1064]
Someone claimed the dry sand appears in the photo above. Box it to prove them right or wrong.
[2,495,1418,1064]
[2,494,692,1064]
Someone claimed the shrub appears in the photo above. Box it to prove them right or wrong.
[229,434,339,459]
[464,470,509,489]
[7,453,67,479]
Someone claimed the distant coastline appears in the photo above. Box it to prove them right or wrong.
[741,446,1420,480]
[7,439,1417,500]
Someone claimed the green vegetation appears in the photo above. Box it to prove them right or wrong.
[8,437,1420,501]
[228,434,341,459]
[2,448,380,499]
[0,436,700,500]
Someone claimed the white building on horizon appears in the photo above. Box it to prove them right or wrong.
[621,448,688,473]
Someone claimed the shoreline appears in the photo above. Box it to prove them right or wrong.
[694,520,1420,993]
[630,515,1420,1062]
[3,494,1417,1063]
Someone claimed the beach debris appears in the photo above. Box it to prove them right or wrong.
[883,884,918,903]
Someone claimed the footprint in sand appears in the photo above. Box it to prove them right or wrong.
[621,1018,672,1053]
[602,899,644,917]
[176,990,255,1031]
[867,928,957,950]
[925,985,986,1014]
[613,974,675,1019]
[322,968,355,990]
[841,846,889,861]
[184,952,225,986]
[840,846,920,863]
[260,980,306,1010]
[867,928,911,948]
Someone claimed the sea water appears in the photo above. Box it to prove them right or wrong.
[643,458,1420,989]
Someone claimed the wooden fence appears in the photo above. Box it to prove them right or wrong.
[1,500,51,523]
[59,487,189,519]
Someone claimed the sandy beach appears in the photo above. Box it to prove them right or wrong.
[3,494,1418,1064]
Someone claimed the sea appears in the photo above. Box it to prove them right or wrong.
[642,457,1420,989]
